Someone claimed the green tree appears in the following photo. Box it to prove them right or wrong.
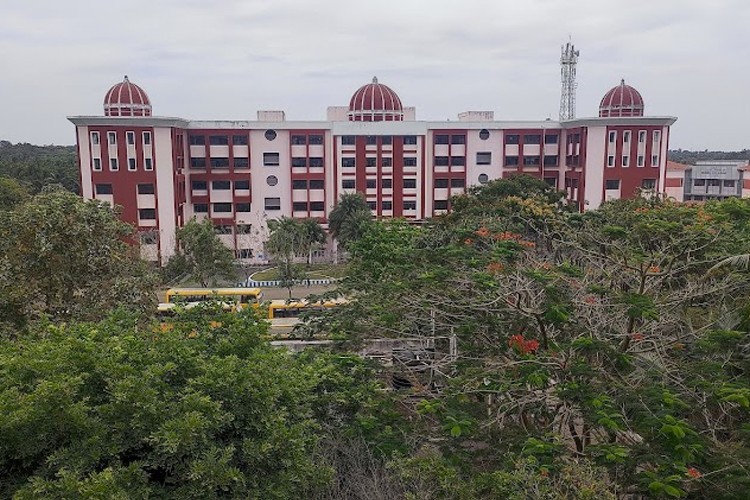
[0,187,156,329]
[328,192,373,253]
[0,176,29,211]
[266,217,307,298]
[300,218,327,266]
[172,218,236,287]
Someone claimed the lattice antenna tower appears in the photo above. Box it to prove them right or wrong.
[559,40,580,121]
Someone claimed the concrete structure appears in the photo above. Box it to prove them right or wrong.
[69,76,676,265]
[683,160,750,201]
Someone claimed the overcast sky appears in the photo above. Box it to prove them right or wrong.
[1,0,747,149]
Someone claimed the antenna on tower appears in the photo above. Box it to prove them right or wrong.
[559,39,580,121]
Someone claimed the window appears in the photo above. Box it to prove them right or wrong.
[404,200,417,210]
[608,131,617,143]
[367,201,376,210]
[291,135,307,145]
[266,175,278,186]
[451,135,466,145]
[623,131,631,143]
[234,157,249,169]
[404,157,417,167]
[310,201,325,211]
[235,180,250,190]
[478,173,489,184]
[724,180,736,188]
[342,158,355,168]
[622,156,630,167]
[235,203,251,212]
[190,158,206,169]
[544,177,557,187]
[237,248,253,259]
[544,134,558,144]
[110,158,119,171]
[638,131,647,143]
[194,203,209,213]
[544,155,558,166]
[434,134,449,145]
[138,208,156,220]
[404,178,417,189]
[192,180,207,191]
[292,157,307,168]
[309,135,323,145]
[479,129,490,140]
[523,156,540,166]
[637,155,644,167]
[607,155,615,167]
[214,224,233,235]
[653,130,661,142]
[236,224,252,234]
[189,135,205,145]
[309,179,324,190]
[435,178,449,188]
[95,183,113,195]
[450,156,465,166]
[403,135,417,145]
[381,135,392,145]
[232,134,248,145]
[209,135,229,145]
[342,179,355,189]
[382,178,392,189]
[140,231,158,245]
[451,178,465,188]
[108,131,117,145]
[693,179,706,187]
[366,157,377,167]
[435,156,449,166]
[708,179,721,187]
[212,180,231,190]
[213,203,233,213]
[382,200,393,210]
[309,157,324,168]
[524,134,541,144]
[506,134,519,144]
[476,152,492,165]
[91,132,100,145]
[144,158,153,171]
[293,180,307,190]
[642,179,656,190]
[366,135,377,145]
[366,179,377,189]
[382,157,392,167]
[651,155,659,166]
[263,152,280,166]
[434,200,449,210]
[264,130,277,141]
[605,179,620,190]
[341,135,355,145]
[210,158,230,169]
[137,183,155,194]
[93,158,102,171]
[505,156,519,166]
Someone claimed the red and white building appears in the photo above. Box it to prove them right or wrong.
[69,76,676,264]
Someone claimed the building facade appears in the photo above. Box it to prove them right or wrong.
[683,160,750,202]
[69,76,676,264]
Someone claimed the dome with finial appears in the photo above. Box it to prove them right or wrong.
[348,76,403,121]
[599,79,644,118]
[103,75,152,117]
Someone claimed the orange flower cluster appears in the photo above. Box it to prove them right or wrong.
[486,262,505,273]
[508,334,540,354]
[686,467,702,479]
[634,206,650,213]
[584,296,597,304]
[475,226,491,237]
[647,265,661,273]
[464,238,474,246]
[493,231,523,241]
[632,333,644,341]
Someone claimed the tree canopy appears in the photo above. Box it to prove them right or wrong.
[172,218,236,287]
[328,192,373,252]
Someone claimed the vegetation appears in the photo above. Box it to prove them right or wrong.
[0,141,79,194]
[266,217,327,298]
[668,148,750,165]
[168,218,237,287]
[328,192,373,253]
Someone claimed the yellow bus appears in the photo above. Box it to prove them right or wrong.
[164,287,263,309]
[267,298,348,334]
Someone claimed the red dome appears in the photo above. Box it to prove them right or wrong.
[348,77,403,121]
[103,75,152,117]
[599,79,644,118]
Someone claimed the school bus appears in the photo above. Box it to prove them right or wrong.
[267,298,348,334]
[164,288,263,309]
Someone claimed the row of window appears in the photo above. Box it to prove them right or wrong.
[291,157,325,168]
[341,135,419,146]
[93,157,153,171]
[341,157,418,168]
[194,202,251,213]
[604,179,658,190]
[434,178,466,188]
[504,155,559,166]
[606,154,660,168]
[292,201,326,212]
[95,183,156,195]
[192,180,251,191]
[292,179,325,190]
[608,130,661,144]
[92,131,152,147]
[503,134,559,145]
[693,179,736,188]
[341,178,421,189]
[190,157,249,169]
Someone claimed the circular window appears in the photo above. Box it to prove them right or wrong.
[266,175,278,186]
[479,129,490,140]
[478,173,489,184]
[264,129,277,141]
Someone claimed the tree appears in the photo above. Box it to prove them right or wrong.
[328,193,373,253]
[300,218,327,266]
[0,176,29,211]
[173,218,236,287]
[0,187,156,329]
[266,217,307,298]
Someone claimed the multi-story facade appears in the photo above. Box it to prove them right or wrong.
[69,76,676,264]
[682,160,750,202]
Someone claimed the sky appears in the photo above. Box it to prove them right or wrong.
[0,0,748,150]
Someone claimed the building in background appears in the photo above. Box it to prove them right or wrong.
[683,160,750,202]
[69,76,676,265]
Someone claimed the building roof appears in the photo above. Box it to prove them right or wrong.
[599,79,644,118]
[348,76,404,122]
[104,76,152,117]
[666,160,691,171]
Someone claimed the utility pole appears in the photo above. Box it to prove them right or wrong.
[559,40,580,121]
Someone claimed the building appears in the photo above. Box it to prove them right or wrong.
[683,160,750,202]
[69,76,676,265]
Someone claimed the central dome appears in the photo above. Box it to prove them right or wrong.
[599,79,644,118]
[348,77,403,122]
[104,75,152,117]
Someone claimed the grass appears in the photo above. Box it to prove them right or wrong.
[251,263,349,281]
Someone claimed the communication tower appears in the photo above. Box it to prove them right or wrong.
[559,41,580,121]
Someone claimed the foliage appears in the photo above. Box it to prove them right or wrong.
[0,176,29,211]
[173,218,236,287]
[266,217,327,297]
[0,141,79,194]
[328,192,373,252]
[0,307,382,498]
[0,188,156,331]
